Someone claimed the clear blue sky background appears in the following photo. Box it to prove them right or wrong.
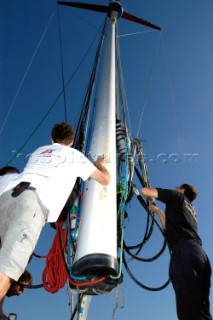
[1,0,213,319]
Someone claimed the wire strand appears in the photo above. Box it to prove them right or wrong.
[57,6,68,121]
[7,26,100,165]
[0,10,56,137]
[136,31,162,138]
[161,37,186,180]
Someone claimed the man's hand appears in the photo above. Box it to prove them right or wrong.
[90,155,110,185]
[94,155,108,168]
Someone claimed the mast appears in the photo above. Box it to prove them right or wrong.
[72,1,123,277]
[57,1,162,318]
[57,0,161,277]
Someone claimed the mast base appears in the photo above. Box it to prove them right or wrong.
[72,253,118,276]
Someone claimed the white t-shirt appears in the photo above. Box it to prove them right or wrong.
[0,173,19,196]
[3,144,96,222]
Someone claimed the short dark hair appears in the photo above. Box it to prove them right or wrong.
[0,166,19,176]
[18,269,33,285]
[6,270,33,296]
[51,122,74,145]
[180,183,197,202]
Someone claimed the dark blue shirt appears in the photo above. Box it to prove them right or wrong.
[157,188,202,248]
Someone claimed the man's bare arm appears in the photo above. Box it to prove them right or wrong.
[142,187,158,203]
[149,204,166,229]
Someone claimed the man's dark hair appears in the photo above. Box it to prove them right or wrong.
[6,270,33,296]
[180,183,197,202]
[51,122,74,145]
[0,166,19,176]
[18,269,33,285]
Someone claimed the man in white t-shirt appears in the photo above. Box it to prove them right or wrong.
[0,122,110,303]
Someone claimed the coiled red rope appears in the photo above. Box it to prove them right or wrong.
[42,221,106,293]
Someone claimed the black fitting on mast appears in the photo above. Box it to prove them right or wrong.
[107,1,123,19]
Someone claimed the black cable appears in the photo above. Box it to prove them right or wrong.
[121,190,171,290]
[124,192,168,262]
[74,17,107,152]
[70,294,83,320]
[123,249,170,291]
[15,281,43,289]
[124,239,167,263]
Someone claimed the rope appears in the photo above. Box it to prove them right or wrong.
[42,221,106,294]
[67,209,86,281]
[112,284,124,320]
[111,138,129,280]
[42,222,68,293]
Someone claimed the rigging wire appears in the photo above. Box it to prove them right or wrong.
[135,31,162,139]
[115,32,184,292]
[111,138,129,281]
[161,37,186,179]
[57,6,68,121]
[14,7,172,302]
[61,3,101,32]
[0,10,56,137]
[114,24,170,291]
[6,26,101,165]
[21,14,108,295]
[118,29,159,38]
[116,28,162,137]
[115,24,132,133]
[74,18,107,152]
[115,25,128,124]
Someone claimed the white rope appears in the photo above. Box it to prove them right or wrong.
[118,29,158,38]
[112,283,125,320]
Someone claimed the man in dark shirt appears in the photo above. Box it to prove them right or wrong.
[142,184,212,320]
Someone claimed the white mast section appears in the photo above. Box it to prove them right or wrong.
[78,295,92,320]
[73,8,118,275]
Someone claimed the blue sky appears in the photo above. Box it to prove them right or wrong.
[1,0,213,319]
